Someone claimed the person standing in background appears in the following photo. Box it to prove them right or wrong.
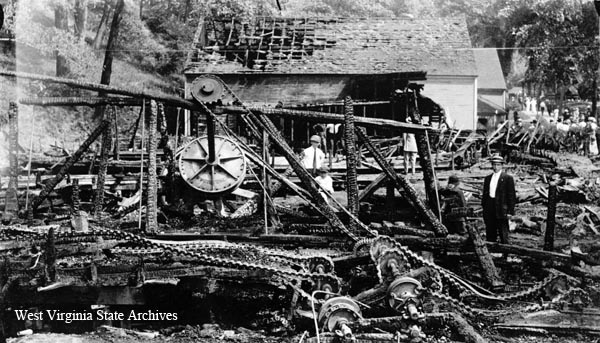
[302,135,325,175]
[403,118,418,175]
[482,154,516,244]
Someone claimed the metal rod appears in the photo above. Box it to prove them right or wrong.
[206,112,216,163]
[263,129,268,234]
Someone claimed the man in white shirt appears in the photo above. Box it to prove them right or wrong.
[315,167,334,204]
[302,135,325,175]
[482,154,516,243]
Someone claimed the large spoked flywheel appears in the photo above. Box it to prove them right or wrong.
[178,136,247,195]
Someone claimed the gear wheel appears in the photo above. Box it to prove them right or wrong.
[190,75,235,105]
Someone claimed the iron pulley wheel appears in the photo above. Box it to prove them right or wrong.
[178,135,246,195]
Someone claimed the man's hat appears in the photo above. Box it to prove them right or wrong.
[318,166,329,173]
[310,135,321,143]
[448,174,460,185]
[490,154,504,164]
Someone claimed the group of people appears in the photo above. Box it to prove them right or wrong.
[302,129,516,245]
[440,154,515,244]
[507,108,599,155]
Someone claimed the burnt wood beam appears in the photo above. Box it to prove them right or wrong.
[544,182,558,251]
[30,120,110,211]
[356,127,448,237]
[219,106,435,134]
[344,97,359,229]
[465,222,503,288]
[407,90,440,218]
[19,97,143,107]
[0,70,193,109]
[146,100,159,234]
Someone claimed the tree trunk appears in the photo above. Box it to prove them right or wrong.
[139,0,143,19]
[92,0,111,50]
[54,3,69,76]
[94,0,125,119]
[182,0,191,22]
[100,0,124,86]
[74,0,88,42]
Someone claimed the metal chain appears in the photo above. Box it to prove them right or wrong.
[370,235,560,302]
[2,226,341,298]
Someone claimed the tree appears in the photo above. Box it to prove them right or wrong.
[512,0,590,112]
[93,0,111,49]
[54,2,70,76]
[74,0,88,41]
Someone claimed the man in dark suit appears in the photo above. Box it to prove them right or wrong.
[482,154,516,244]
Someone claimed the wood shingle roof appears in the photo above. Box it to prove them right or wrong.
[185,16,477,76]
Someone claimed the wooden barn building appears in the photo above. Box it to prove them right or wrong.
[182,16,478,145]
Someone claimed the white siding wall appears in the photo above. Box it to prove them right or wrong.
[422,75,477,130]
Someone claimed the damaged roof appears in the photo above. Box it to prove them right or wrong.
[185,16,477,76]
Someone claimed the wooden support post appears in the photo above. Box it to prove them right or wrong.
[356,127,448,236]
[407,90,440,218]
[71,178,80,213]
[344,97,359,229]
[30,120,110,211]
[2,102,19,224]
[94,108,113,217]
[249,111,359,241]
[544,182,558,251]
[146,100,158,234]
[465,222,504,288]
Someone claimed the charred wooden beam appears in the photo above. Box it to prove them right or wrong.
[146,100,159,234]
[2,102,19,224]
[358,173,387,202]
[465,222,503,288]
[344,96,359,230]
[0,70,193,109]
[487,242,571,264]
[408,89,440,218]
[71,178,80,212]
[356,127,448,236]
[30,120,110,211]
[19,96,142,107]
[219,105,434,134]
[544,182,558,251]
[94,108,114,217]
